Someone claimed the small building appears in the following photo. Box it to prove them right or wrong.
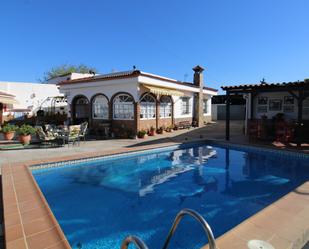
[45,72,97,84]
[58,66,218,136]
[211,94,246,120]
[0,81,68,124]
[221,80,309,142]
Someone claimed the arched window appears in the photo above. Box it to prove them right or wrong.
[74,96,89,119]
[113,93,134,120]
[92,95,109,119]
[160,96,172,118]
[140,94,156,119]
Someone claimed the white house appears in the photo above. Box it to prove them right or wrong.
[58,65,218,136]
[45,72,97,84]
[0,81,67,123]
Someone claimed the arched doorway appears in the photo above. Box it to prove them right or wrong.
[72,95,90,124]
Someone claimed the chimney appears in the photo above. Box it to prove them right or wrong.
[192,65,205,127]
[193,65,204,88]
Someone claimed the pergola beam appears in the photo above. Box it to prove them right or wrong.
[224,86,309,94]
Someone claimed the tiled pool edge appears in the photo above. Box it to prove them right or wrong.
[2,142,178,249]
[2,163,71,249]
[2,140,309,249]
[202,180,309,249]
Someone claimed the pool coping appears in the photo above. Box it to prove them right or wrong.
[2,140,309,249]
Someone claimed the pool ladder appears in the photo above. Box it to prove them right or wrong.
[120,208,218,249]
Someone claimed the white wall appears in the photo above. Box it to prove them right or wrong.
[252,92,309,120]
[203,95,212,117]
[173,93,195,119]
[211,103,223,120]
[59,77,139,104]
[46,73,97,84]
[0,81,66,115]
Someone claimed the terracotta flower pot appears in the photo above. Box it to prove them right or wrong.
[3,132,15,141]
[19,135,31,145]
[149,130,155,136]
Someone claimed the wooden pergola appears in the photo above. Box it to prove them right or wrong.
[221,80,309,141]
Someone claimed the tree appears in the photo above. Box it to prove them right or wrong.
[41,64,97,82]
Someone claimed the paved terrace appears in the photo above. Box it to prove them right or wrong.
[0,121,245,165]
[1,121,308,249]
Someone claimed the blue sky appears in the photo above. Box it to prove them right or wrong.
[0,0,308,91]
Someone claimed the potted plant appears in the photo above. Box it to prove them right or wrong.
[1,123,18,140]
[173,124,179,131]
[157,126,164,134]
[149,126,156,136]
[137,129,147,139]
[17,124,36,145]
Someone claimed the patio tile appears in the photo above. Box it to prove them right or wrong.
[16,190,40,203]
[267,234,293,249]
[2,192,16,202]
[230,221,273,242]
[15,184,37,194]
[27,226,64,249]
[216,233,248,249]
[4,202,19,216]
[274,197,307,214]
[20,206,49,224]
[18,198,44,214]
[5,223,24,242]
[23,214,56,237]
[6,238,27,249]
[45,240,70,249]
[4,213,21,227]
[274,226,304,244]
[3,199,18,209]
[17,193,42,207]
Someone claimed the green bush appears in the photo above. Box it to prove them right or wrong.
[1,124,18,133]
[17,125,36,136]
[137,129,147,137]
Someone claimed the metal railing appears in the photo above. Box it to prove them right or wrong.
[162,208,217,249]
[120,235,149,249]
[120,209,217,249]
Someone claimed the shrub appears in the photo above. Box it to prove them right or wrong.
[17,125,36,136]
[1,124,18,133]
[137,129,147,138]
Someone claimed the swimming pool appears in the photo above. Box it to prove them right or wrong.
[32,143,309,249]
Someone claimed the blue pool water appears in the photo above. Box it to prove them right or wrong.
[33,144,309,249]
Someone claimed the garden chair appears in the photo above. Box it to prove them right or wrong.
[62,125,81,147]
[79,122,88,144]
[36,126,58,147]
[275,121,294,143]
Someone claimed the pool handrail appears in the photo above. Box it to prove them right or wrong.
[120,235,149,249]
[162,208,218,249]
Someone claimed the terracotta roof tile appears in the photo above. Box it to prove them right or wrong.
[57,70,218,92]
[222,80,309,91]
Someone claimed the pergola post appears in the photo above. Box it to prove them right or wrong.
[288,90,309,147]
[296,91,304,147]
[225,91,230,140]
[250,93,257,119]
